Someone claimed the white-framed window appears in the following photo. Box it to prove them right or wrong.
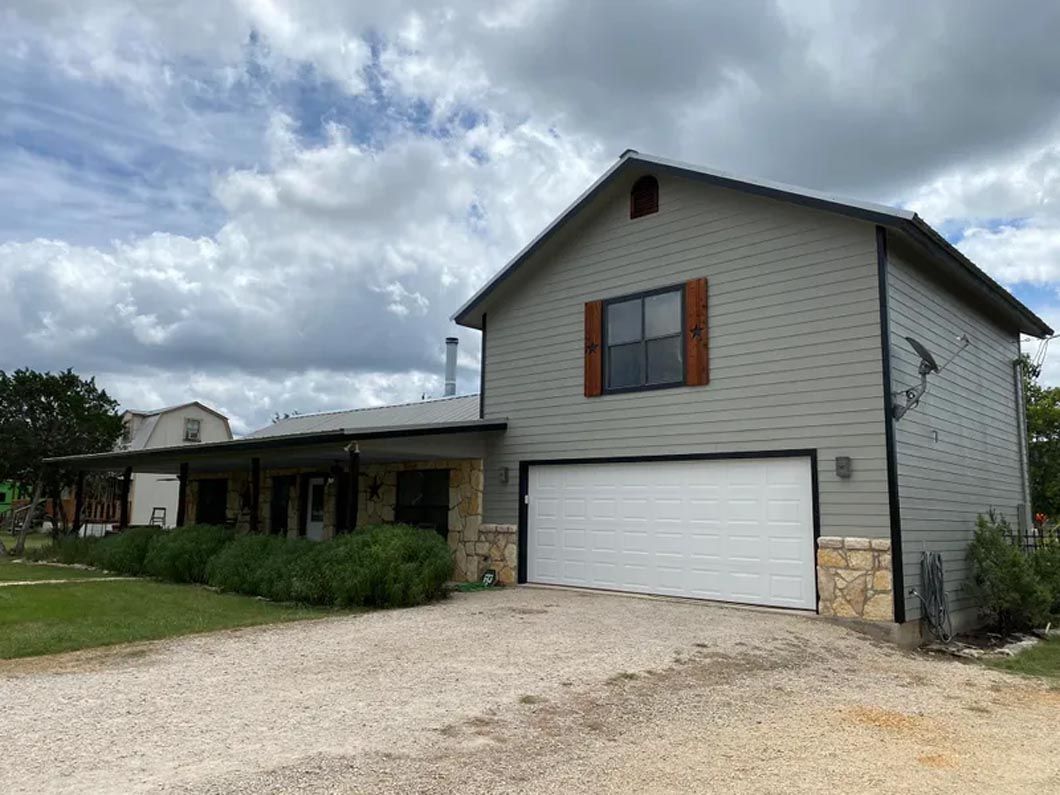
[183,417,202,442]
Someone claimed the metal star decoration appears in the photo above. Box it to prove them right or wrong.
[367,476,383,501]
[690,324,703,340]
[586,341,599,354]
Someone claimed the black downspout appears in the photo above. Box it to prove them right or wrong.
[479,313,487,419]
[876,226,906,624]
[176,463,189,527]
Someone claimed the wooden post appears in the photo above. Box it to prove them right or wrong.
[176,463,189,527]
[249,457,261,534]
[72,470,86,535]
[347,446,360,532]
[119,466,132,530]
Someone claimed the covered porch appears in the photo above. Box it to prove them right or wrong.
[48,419,515,584]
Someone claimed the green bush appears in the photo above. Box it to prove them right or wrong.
[205,524,452,608]
[29,521,451,611]
[1032,534,1060,615]
[143,524,233,583]
[94,526,163,575]
[968,513,1052,633]
[28,536,98,566]
[322,524,453,608]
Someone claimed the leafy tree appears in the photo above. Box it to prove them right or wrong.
[0,369,123,555]
[1021,355,1060,520]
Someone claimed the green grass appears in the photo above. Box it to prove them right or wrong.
[987,638,1060,681]
[0,558,110,582]
[0,579,333,659]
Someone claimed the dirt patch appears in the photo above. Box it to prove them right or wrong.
[918,752,959,769]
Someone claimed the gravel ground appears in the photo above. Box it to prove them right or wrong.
[1,587,1057,794]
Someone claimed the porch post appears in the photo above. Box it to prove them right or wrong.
[176,462,189,527]
[119,466,132,529]
[72,470,86,535]
[347,444,360,531]
[249,457,261,534]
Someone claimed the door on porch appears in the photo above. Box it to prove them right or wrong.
[305,477,326,541]
[395,469,449,539]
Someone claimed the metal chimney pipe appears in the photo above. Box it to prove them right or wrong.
[444,337,458,396]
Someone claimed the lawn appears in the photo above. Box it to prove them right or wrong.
[0,558,110,582]
[987,638,1060,681]
[0,579,333,659]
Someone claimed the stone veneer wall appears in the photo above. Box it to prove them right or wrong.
[816,536,893,621]
[184,458,504,582]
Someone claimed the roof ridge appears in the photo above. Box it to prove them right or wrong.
[272,393,480,422]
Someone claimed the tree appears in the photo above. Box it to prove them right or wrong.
[1021,355,1060,520]
[0,369,123,555]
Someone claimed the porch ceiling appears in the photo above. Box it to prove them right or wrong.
[44,420,506,475]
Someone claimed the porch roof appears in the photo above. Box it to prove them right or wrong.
[44,418,507,475]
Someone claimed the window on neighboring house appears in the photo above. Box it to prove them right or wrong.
[395,469,450,538]
[605,287,684,391]
[630,175,659,219]
[183,418,201,442]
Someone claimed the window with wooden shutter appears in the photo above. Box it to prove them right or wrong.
[630,175,659,219]
[684,277,709,386]
[584,300,603,397]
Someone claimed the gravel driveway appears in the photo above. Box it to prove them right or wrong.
[1,587,1057,793]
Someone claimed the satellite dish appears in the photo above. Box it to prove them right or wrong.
[906,337,939,374]
[893,334,970,421]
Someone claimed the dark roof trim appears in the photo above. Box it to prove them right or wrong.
[452,152,1051,337]
[45,419,508,468]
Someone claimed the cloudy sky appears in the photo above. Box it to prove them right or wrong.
[2,1,1059,434]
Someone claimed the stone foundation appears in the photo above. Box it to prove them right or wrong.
[453,523,517,584]
[817,536,893,621]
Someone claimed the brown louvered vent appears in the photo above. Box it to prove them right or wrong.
[630,175,659,219]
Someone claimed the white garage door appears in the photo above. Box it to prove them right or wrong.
[527,456,816,609]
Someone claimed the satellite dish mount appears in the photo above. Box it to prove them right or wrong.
[892,334,969,421]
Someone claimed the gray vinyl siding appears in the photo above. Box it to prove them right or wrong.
[480,173,891,539]
[887,240,1025,622]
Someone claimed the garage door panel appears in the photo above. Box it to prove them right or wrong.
[527,457,815,610]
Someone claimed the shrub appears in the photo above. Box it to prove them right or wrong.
[206,535,303,598]
[28,536,98,566]
[204,524,452,608]
[322,524,453,608]
[94,526,163,575]
[967,513,1051,633]
[143,524,233,583]
[1031,535,1060,615]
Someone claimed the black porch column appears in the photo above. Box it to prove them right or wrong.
[72,470,86,535]
[249,457,261,534]
[176,462,189,527]
[347,445,360,532]
[118,466,132,530]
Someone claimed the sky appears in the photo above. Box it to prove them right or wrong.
[2,1,1060,435]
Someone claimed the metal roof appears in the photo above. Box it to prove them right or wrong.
[243,394,481,438]
[452,151,1051,337]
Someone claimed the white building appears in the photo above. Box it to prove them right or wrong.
[120,402,232,527]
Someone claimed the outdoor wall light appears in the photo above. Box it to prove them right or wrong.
[499,466,509,484]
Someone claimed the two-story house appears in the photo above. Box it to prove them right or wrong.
[51,152,1051,643]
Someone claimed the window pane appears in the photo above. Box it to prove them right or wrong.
[607,298,642,345]
[608,342,643,388]
[646,336,683,384]
[645,290,681,338]
[310,483,325,521]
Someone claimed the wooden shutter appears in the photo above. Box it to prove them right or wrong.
[584,300,603,397]
[684,278,709,386]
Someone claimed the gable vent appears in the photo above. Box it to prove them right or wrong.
[630,175,659,219]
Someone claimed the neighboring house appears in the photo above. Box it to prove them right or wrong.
[118,403,233,528]
[50,152,1050,642]
[0,481,23,526]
